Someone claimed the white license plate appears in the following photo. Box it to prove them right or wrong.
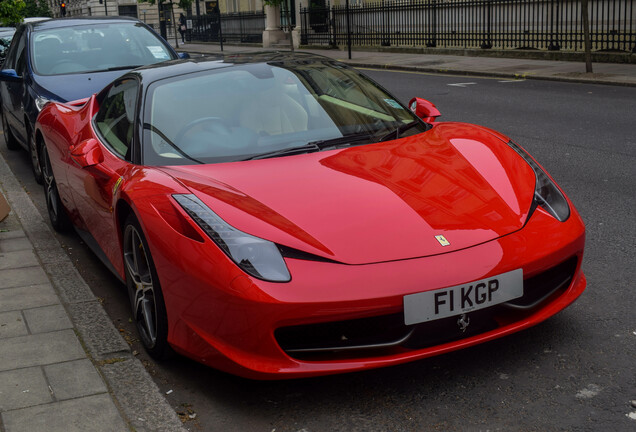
[403,269,524,325]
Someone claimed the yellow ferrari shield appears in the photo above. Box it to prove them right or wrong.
[435,235,450,246]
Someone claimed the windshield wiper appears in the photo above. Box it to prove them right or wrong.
[105,65,143,72]
[241,132,375,161]
[307,132,375,149]
[241,143,322,161]
[143,123,204,164]
[378,121,421,142]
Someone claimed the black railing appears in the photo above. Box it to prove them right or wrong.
[301,0,636,52]
[188,11,265,43]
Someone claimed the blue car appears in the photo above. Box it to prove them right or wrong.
[0,17,186,183]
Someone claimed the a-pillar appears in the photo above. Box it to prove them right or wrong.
[262,4,286,47]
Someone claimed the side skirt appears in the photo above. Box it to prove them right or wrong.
[74,226,125,284]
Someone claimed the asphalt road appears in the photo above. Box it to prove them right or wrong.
[2,70,635,432]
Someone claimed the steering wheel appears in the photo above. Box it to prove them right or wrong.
[173,117,231,146]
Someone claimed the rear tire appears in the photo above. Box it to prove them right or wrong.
[123,214,172,360]
[1,111,19,151]
[41,141,70,232]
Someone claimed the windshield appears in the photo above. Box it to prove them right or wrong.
[143,61,426,165]
[30,22,174,76]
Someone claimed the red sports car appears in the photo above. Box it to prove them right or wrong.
[35,53,586,379]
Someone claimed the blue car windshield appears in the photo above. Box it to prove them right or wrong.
[30,22,174,76]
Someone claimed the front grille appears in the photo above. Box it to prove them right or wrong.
[275,256,579,361]
[504,256,577,309]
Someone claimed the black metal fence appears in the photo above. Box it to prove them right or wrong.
[301,0,636,52]
[188,11,266,43]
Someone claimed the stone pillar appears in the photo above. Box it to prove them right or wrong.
[262,4,285,47]
[292,0,302,48]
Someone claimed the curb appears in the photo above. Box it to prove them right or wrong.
[0,152,186,432]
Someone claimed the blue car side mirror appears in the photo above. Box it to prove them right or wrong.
[0,69,22,82]
[178,52,190,59]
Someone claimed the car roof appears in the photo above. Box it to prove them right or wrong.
[22,17,51,23]
[27,16,142,31]
[130,51,335,83]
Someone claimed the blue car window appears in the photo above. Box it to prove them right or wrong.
[15,39,27,76]
[3,29,24,71]
[0,29,15,61]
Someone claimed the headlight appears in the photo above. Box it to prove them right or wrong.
[35,96,50,112]
[173,194,291,282]
[507,141,570,222]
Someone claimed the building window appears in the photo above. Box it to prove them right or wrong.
[225,0,238,13]
[118,5,138,18]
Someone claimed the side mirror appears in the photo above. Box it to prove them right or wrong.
[70,138,117,178]
[0,69,22,82]
[178,52,190,59]
[409,97,441,123]
[71,138,103,168]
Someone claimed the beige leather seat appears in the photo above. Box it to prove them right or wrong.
[239,89,308,137]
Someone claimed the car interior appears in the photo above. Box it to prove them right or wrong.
[146,65,342,164]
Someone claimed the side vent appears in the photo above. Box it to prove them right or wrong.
[151,200,205,243]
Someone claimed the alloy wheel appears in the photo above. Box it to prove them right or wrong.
[40,143,70,232]
[42,147,59,223]
[124,225,158,347]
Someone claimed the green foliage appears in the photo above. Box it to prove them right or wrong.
[23,0,51,18]
[137,0,194,11]
[0,0,26,26]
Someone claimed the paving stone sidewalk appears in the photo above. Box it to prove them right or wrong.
[0,150,186,432]
[174,42,636,86]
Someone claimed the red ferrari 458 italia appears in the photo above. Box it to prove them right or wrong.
[35,53,585,379]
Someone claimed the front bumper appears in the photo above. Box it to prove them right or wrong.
[146,205,586,379]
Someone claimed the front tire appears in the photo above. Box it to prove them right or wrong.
[41,142,70,232]
[28,126,43,184]
[123,214,172,360]
[1,111,19,151]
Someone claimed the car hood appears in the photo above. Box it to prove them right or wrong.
[33,70,133,102]
[161,123,536,265]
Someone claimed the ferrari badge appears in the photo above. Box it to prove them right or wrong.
[435,235,450,246]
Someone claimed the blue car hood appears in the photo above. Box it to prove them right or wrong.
[33,70,132,102]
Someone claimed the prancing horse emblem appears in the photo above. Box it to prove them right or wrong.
[435,235,450,246]
[457,314,470,332]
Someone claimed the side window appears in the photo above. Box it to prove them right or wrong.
[94,78,138,160]
[3,30,25,71]
[15,39,27,76]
